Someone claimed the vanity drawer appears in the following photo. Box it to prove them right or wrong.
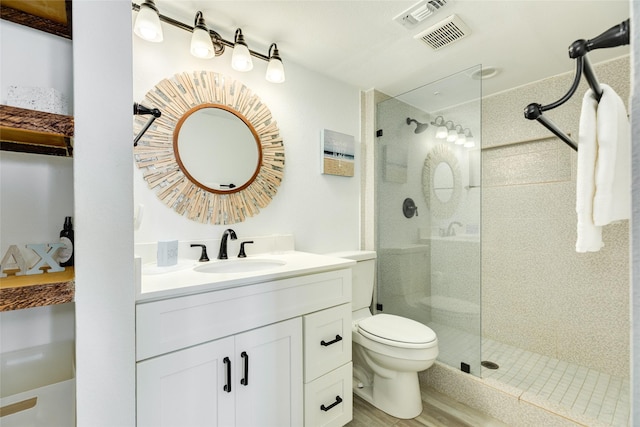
[304,303,352,382]
[304,363,352,427]
[137,269,351,361]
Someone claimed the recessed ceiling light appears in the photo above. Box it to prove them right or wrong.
[471,67,499,80]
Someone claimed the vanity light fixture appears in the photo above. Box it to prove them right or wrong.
[132,3,285,83]
[190,11,216,58]
[133,0,163,42]
[431,116,448,139]
[232,28,254,72]
[430,115,476,148]
[265,43,285,83]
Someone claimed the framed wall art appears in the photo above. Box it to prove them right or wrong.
[321,129,355,177]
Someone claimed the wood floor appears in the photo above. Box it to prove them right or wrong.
[346,388,509,427]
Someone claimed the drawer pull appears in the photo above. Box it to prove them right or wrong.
[240,351,249,386]
[320,395,343,412]
[223,357,231,392]
[320,335,343,347]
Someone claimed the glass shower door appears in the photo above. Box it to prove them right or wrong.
[375,66,482,376]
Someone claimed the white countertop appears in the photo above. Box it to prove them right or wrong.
[136,251,355,302]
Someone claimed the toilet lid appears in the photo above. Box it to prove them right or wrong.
[358,314,437,346]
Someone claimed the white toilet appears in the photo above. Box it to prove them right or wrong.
[332,251,438,419]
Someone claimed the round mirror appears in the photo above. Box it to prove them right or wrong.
[133,71,285,225]
[422,144,461,219]
[433,162,454,202]
[175,104,261,193]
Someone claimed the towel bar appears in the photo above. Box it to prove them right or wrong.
[523,19,630,151]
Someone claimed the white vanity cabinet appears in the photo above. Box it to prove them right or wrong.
[137,318,302,427]
[136,267,352,427]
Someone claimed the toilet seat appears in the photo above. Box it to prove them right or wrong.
[357,314,437,349]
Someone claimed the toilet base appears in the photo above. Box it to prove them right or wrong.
[352,370,423,419]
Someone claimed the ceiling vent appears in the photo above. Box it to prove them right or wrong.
[393,0,449,29]
[415,14,471,50]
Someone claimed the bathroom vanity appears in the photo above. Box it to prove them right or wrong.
[135,251,354,427]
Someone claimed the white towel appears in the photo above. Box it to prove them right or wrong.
[575,84,630,253]
[576,89,602,253]
[592,84,631,225]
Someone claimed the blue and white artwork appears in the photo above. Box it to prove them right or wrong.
[321,129,355,177]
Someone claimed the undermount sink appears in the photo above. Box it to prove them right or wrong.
[193,258,287,274]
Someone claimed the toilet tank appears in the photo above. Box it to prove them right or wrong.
[327,251,377,311]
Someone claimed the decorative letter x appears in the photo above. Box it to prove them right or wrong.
[26,243,65,275]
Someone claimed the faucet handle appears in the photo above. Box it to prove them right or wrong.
[238,241,254,258]
[190,244,209,262]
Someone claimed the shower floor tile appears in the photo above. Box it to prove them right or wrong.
[482,338,630,427]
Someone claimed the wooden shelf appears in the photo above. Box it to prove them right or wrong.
[0,267,74,311]
[0,0,73,40]
[0,105,74,156]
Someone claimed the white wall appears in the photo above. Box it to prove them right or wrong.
[73,1,135,425]
[133,20,361,255]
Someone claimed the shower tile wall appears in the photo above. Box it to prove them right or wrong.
[481,55,630,379]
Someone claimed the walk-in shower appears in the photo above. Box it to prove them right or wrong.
[373,60,631,426]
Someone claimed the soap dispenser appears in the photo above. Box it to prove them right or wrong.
[58,216,74,267]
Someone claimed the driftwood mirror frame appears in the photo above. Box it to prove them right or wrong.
[134,71,285,225]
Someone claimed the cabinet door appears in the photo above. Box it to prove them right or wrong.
[137,336,235,427]
[235,318,303,427]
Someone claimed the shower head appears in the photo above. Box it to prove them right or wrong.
[406,117,429,134]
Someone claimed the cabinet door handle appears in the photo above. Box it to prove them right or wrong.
[320,395,343,412]
[223,357,231,393]
[320,335,343,347]
[240,351,249,386]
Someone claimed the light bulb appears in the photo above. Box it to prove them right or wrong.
[265,44,285,83]
[191,27,214,58]
[134,1,163,42]
[436,126,448,139]
[232,29,253,72]
[266,58,285,83]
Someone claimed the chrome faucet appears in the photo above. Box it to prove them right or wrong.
[217,229,237,259]
[446,221,463,237]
